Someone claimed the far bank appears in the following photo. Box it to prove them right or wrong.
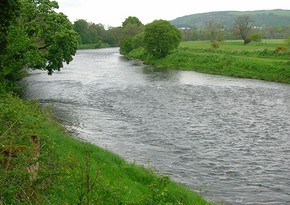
[126,40,290,84]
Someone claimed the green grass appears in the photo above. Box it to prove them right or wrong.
[180,39,286,51]
[130,39,290,84]
[0,87,211,204]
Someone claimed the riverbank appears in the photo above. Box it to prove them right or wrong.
[77,43,110,49]
[127,40,290,84]
[0,86,211,204]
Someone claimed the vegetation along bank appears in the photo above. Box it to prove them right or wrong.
[119,16,290,84]
[125,39,290,84]
[130,40,290,84]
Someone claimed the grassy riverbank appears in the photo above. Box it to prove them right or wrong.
[0,86,211,204]
[128,40,290,84]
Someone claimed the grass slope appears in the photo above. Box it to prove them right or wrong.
[0,87,211,204]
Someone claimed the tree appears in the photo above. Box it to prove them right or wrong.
[233,16,255,45]
[249,33,262,42]
[203,20,224,48]
[143,20,181,58]
[204,21,224,42]
[120,16,144,55]
[0,0,20,55]
[74,19,90,44]
[105,26,122,47]
[122,16,142,27]
[1,0,78,82]
[181,26,200,41]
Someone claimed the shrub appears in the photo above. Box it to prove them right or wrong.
[275,45,287,53]
[249,33,262,42]
[211,41,219,49]
[143,20,181,58]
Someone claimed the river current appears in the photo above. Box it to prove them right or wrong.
[21,48,290,204]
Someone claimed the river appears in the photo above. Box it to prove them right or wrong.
[21,48,290,204]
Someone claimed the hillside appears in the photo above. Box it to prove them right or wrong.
[171,9,290,28]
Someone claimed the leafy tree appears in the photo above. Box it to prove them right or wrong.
[249,33,262,42]
[233,16,255,45]
[105,26,122,47]
[74,19,90,44]
[143,20,181,58]
[0,0,20,55]
[181,26,200,41]
[120,16,144,55]
[203,20,224,48]
[204,21,224,42]
[122,16,142,27]
[74,20,118,47]
[0,0,78,85]
[120,37,134,54]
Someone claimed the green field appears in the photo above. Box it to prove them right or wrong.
[137,39,290,84]
[0,87,211,204]
[180,39,286,51]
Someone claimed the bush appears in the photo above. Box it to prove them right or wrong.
[119,37,133,55]
[211,41,219,49]
[249,33,262,42]
[143,20,181,58]
[275,45,287,53]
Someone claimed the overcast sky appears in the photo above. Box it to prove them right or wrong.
[56,0,290,27]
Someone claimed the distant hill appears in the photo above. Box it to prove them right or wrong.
[171,9,290,28]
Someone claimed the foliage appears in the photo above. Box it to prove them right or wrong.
[233,16,255,45]
[143,20,181,58]
[0,0,78,88]
[0,0,20,55]
[120,37,134,55]
[119,16,144,55]
[249,33,262,42]
[203,20,224,42]
[211,41,219,49]
[122,16,142,27]
[73,19,107,46]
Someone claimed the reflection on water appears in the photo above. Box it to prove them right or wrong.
[21,48,290,205]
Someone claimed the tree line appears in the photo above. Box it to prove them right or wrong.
[180,16,290,43]
[74,15,290,52]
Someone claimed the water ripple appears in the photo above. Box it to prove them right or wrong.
[21,48,290,205]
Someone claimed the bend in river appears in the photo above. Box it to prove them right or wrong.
[21,48,290,205]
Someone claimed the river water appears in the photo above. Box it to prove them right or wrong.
[21,48,290,204]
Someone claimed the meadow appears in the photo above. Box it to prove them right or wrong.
[130,39,290,84]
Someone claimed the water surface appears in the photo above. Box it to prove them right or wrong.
[22,48,290,204]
